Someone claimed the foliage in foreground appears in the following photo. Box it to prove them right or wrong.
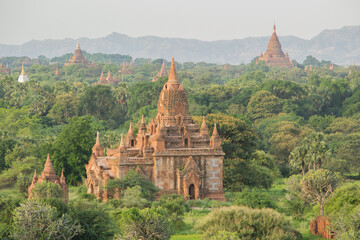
[201,206,301,240]
[12,200,82,240]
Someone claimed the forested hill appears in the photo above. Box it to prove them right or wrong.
[0,25,359,65]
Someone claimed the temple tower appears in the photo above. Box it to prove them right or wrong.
[258,25,294,68]
[28,154,68,202]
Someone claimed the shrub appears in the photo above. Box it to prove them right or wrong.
[115,207,171,240]
[106,170,158,201]
[69,199,115,240]
[152,194,189,216]
[209,230,240,240]
[234,188,274,209]
[122,186,149,209]
[332,206,360,240]
[15,173,32,194]
[12,200,82,240]
[201,206,301,240]
[32,181,64,200]
[324,182,360,216]
[152,194,190,231]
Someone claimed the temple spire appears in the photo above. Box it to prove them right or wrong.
[167,57,179,85]
[212,123,219,136]
[200,116,209,136]
[61,169,64,178]
[119,134,126,150]
[21,63,25,75]
[273,24,276,33]
[76,40,80,49]
[96,131,100,145]
[128,122,134,135]
[43,154,56,176]
[141,115,145,126]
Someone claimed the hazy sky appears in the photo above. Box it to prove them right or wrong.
[1,0,360,45]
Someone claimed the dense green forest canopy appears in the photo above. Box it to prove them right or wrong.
[0,52,359,239]
[0,53,359,188]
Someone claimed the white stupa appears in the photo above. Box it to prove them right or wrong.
[18,64,29,83]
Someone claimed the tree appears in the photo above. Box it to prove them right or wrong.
[106,169,158,201]
[201,206,301,240]
[12,200,82,240]
[32,181,64,200]
[246,90,282,122]
[0,138,16,173]
[300,169,342,216]
[48,94,80,124]
[116,207,171,240]
[52,116,94,185]
[69,199,115,240]
[289,138,310,176]
[122,186,149,209]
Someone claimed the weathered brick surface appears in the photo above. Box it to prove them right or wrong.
[310,216,334,239]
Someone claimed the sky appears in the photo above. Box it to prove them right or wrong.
[1,0,360,45]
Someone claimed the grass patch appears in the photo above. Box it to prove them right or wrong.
[171,234,202,240]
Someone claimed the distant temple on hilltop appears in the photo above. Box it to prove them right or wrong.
[28,154,68,202]
[85,58,226,201]
[64,40,90,66]
[152,60,168,82]
[18,64,29,83]
[258,25,294,68]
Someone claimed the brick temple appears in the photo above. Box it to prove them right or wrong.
[258,25,294,68]
[85,57,226,201]
[28,154,68,202]
[152,60,168,82]
[64,40,90,66]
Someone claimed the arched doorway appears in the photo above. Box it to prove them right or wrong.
[189,184,195,200]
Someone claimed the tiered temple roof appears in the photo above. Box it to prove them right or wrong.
[64,40,90,66]
[86,57,225,201]
[258,25,294,69]
[28,154,68,202]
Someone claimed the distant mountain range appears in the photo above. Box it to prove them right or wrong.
[1,26,359,65]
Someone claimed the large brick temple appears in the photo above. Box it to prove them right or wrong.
[85,57,226,201]
[258,25,294,68]
[64,40,90,66]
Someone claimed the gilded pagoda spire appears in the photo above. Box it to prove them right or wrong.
[21,64,25,75]
[273,24,276,33]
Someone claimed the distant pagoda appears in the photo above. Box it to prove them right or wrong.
[152,60,168,82]
[258,25,293,68]
[64,40,90,66]
[18,64,29,83]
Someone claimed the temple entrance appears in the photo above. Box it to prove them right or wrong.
[189,184,195,199]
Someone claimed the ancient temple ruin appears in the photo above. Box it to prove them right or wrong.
[85,57,226,201]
